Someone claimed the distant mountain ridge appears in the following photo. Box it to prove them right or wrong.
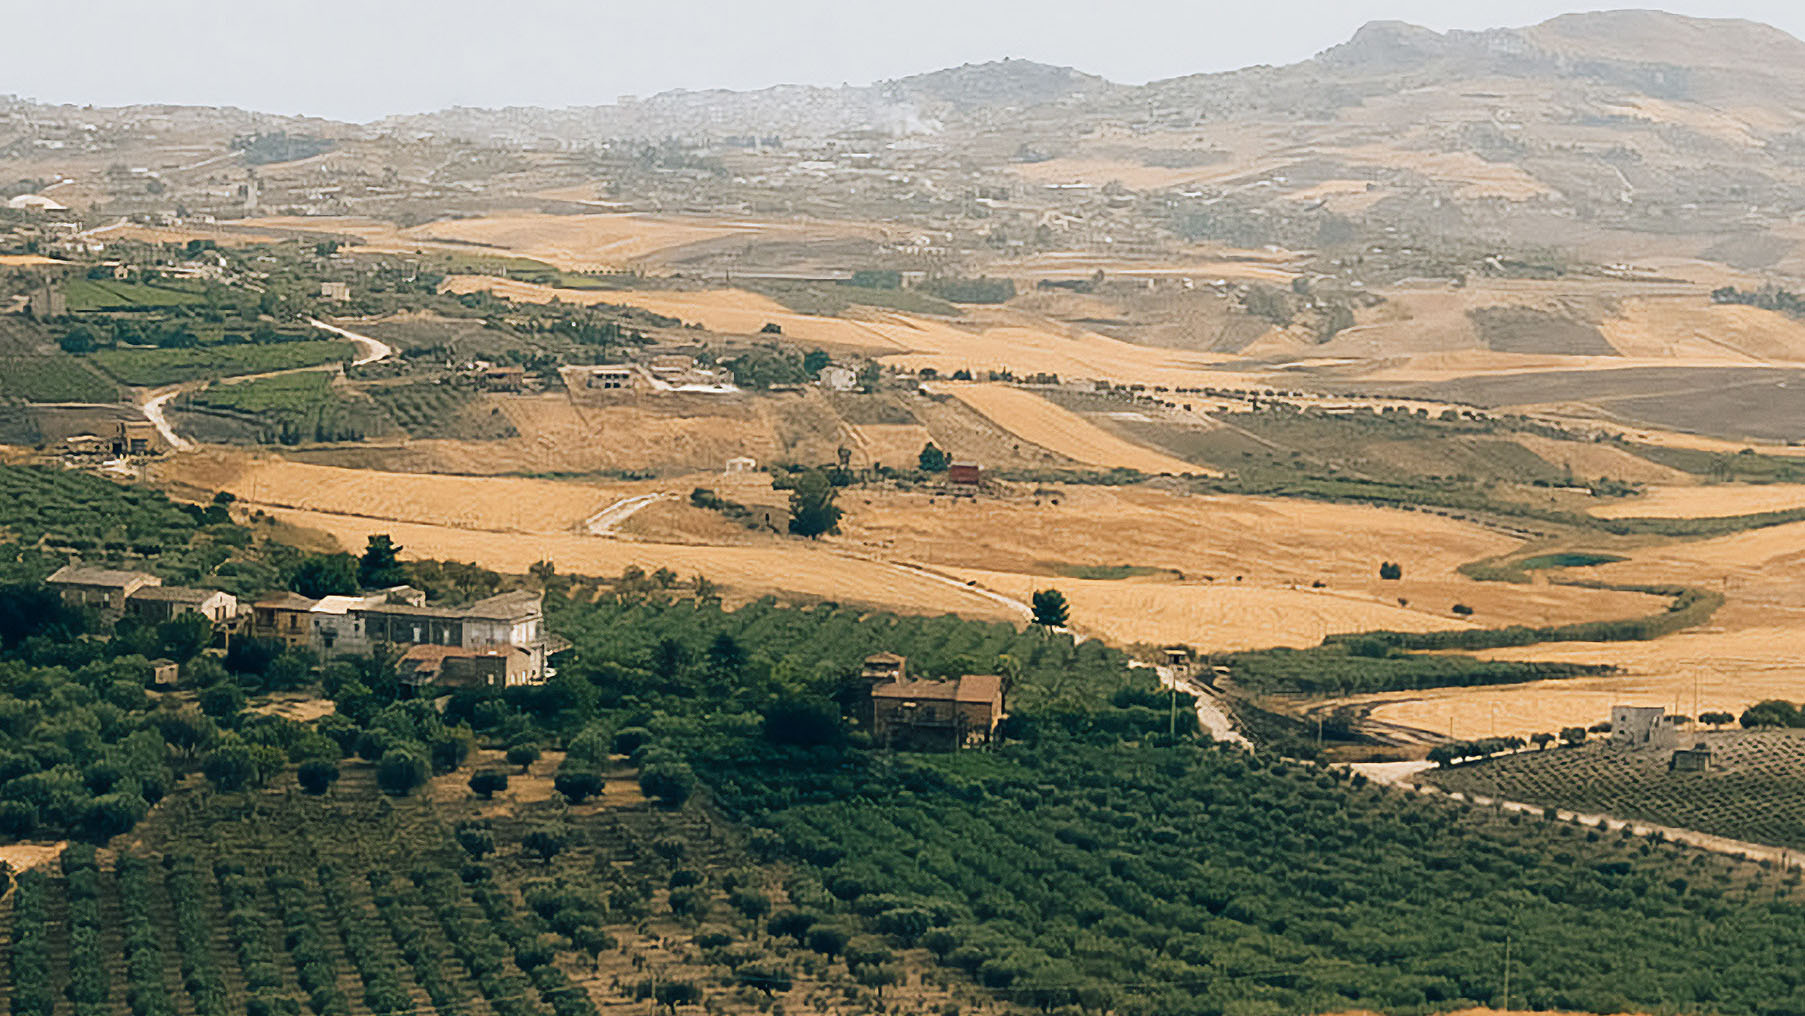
[361,10,1805,143]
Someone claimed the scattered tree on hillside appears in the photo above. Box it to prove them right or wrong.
[290,553,358,598]
[787,470,842,538]
[1379,561,1403,581]
[918,442,951,472]
[1031,588,1071,628]
[1700,711,1736,729]
[359,534,407,589]
[468,768,509,799]
[297,759,340,795]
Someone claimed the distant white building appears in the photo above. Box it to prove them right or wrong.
[1610,705,1676,750]
[817,365,858,391]
[319,281,351,301]
[6,194,68,213]
[725,456,758,474]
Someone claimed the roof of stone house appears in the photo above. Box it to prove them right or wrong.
[128,585,227,603]
[46,565,160,588]
[871,674,1003,705]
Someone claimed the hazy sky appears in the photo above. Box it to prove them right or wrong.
[4,1,1804,121]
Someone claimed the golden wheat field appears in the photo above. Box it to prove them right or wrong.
[258,505,1022,621]
[158,453,629,532]
[848,423,936,469]
[442,275,1256,388]
[1597,297,1805,362]
[935,383,1208,474]
[1340,512,1805,739]
[838,485,1658,630]
[1588,482,1805,518]
[244,213,757,270]
[948,566,1469,649]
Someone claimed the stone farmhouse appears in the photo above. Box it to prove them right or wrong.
[249,587,555,687]
[47,566,238,624]
[862,652,1005,750]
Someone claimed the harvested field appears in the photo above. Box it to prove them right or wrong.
[1598,298,1805,363]
[257,505,1022,621]
[1333,145,1557,200]
[402,213,746,270]
[936,383,1210,474]
[245,213,760,271]
[849,422,935,469]
[948,567,1469,649]
[441,275,903,352]
[838,485,1657,639]
[416,395,783,476]
[157,452,626,532]
[1344,516,1805,740]
[1590,482,1805,518]
[1509,434,1694,485]
[444,275,1250,386]
[0,254,66,266]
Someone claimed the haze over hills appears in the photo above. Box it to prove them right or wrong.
[16,10,1805,1016]
[10,9,1805,276]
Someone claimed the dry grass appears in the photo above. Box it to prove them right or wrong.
[259,505,1024,621]
[1343,514,1805,740]
[0,254,66,266]
[849,422,935,469]
[952,566,1468,649]
[441,275,904,352]
[443,275,1252,386]
[1590,483,1805,518]
[1598,297,1805,363]
[159,451,626,532]
[1510,434,1694,485]
[936,383,1208,474]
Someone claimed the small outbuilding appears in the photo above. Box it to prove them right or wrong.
[948,462,983,486]
[1670,743,1714,773]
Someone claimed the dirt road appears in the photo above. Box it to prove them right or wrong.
[583,493,673,534]
[1352,760,1803,871]
[139,388,193,451]
[308,317,396,366]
